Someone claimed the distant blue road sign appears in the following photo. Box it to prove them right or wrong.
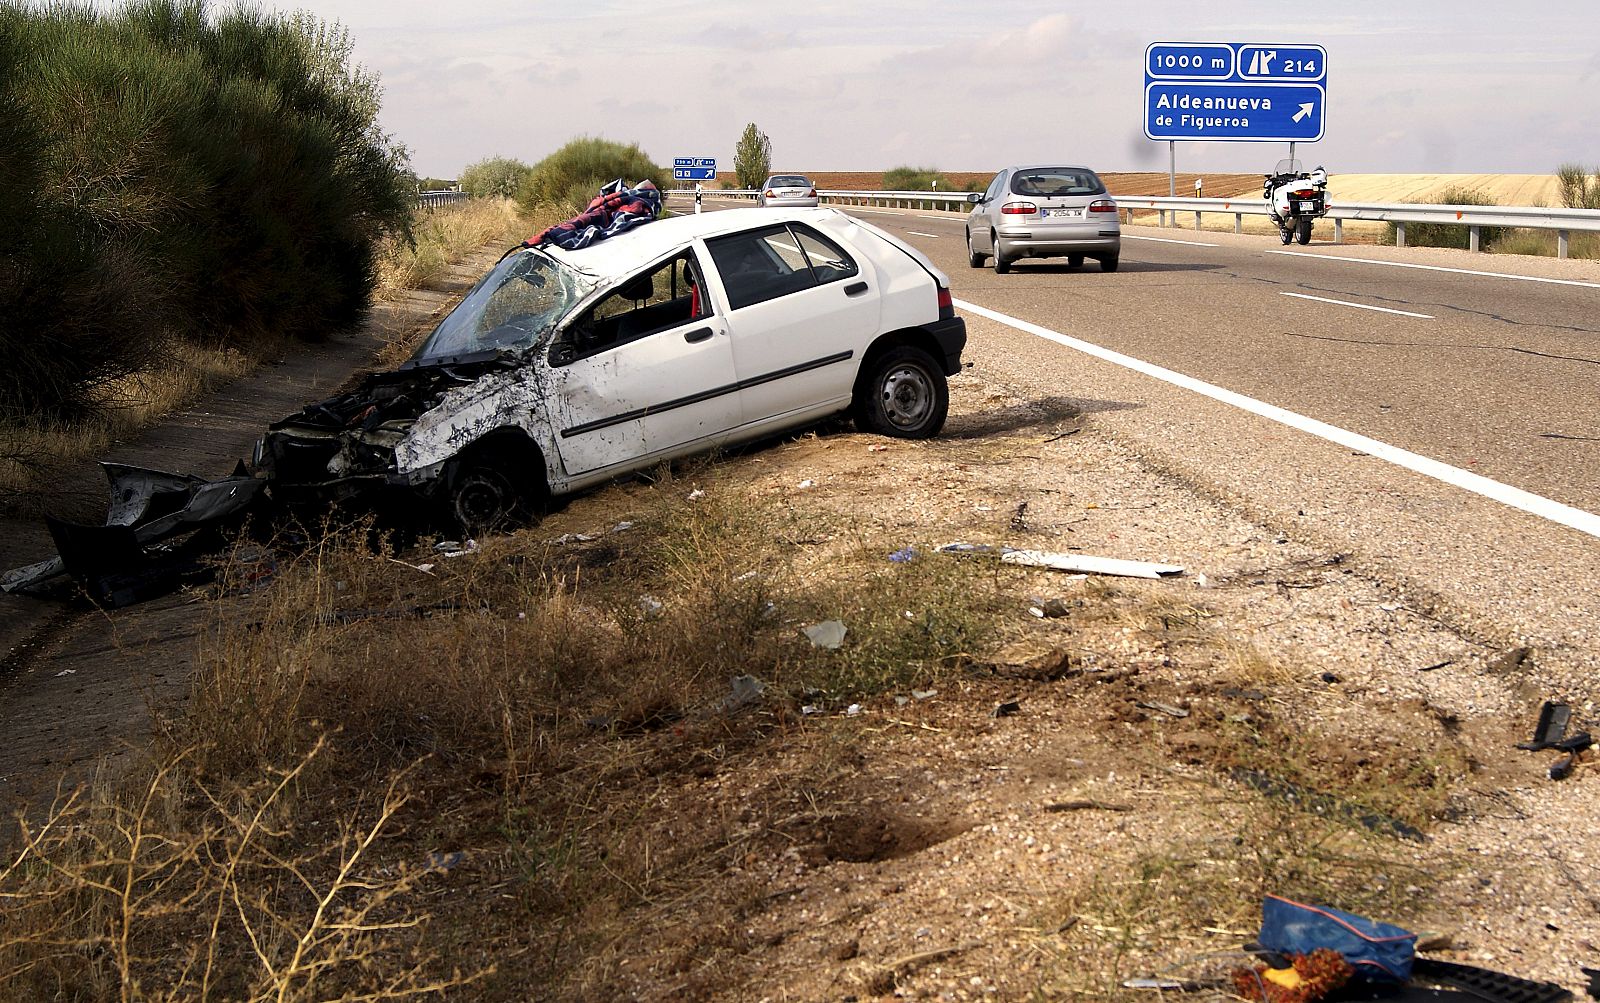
[673,157,716,181]
[1144,42,1326,143]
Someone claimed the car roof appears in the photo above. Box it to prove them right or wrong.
[1006,164,1098,172]
[541,207,843,279]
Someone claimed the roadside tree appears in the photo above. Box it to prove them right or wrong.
[733,123,771,190]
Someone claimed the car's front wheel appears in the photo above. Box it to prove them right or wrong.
[853,346,949,439]
[442,447,544,535]
[966,230,985,268]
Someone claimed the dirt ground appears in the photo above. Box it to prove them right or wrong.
[2,226,1595,999]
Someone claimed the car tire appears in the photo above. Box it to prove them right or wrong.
[1067,254,1084,268]
[1297,218,1313,244]
[1099,255,1119,273]
[853,346,949,440]
[991,233,1010,274]
[443,452,542,535]
[966,230,985,268]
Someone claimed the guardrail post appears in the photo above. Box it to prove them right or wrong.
[1333,219,1343,243]
[1469,225,1481,253]
[1559,230,1570,259]
[1235,213,1242,234]
[1159,210,1167,228]
[1193,211,1202,231]
[1395,222,1407,248]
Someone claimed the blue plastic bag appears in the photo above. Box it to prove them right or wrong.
[1258,895,1417,982]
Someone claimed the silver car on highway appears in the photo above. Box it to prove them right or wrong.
[965,166,1120,273]
[757,175,819,208]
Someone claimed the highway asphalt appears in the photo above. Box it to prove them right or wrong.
[683,195,1600,682]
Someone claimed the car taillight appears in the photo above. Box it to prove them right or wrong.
[764,189,775,197]
[1292,190,1317,198]
[936,286,954,319]
[806,188,817,198]
[1000,201,1036,215]
[1088,199,1118,213]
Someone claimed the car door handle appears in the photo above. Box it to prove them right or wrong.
[842,281,868,296]
[683,326,713,344]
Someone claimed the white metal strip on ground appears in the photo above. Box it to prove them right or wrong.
[1269,249,1600,289]
[1280,292,1434,319]
[906,231,941,238]
[1123,234,1221,247]
[954,297,1600,540]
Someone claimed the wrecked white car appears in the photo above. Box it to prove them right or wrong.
[256,207,968,530]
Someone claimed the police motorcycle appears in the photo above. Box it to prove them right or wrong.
[1264,159,1329,245]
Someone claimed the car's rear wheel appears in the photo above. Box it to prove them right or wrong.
[966,229,985,267]
[991,233,1010,274]
[1100,255,1120,272]
[1296,218,1313,244]
[853,346,949,439]
[1068,254,1084,268]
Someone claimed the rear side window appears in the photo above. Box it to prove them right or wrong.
[1010,168,1105,196]
[983,173,1005,202]
[708,224,859,310]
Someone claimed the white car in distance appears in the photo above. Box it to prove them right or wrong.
[255,208,969,531]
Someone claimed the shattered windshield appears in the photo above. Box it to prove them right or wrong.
[411,249,594,364]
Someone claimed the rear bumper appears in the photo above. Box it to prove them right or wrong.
[760,196,819,208]
[926,317,967,375]
[997,230,1120,258]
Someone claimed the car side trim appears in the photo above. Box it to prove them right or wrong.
[559,350,855,438]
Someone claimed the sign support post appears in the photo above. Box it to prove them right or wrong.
[1169,141,1175,197]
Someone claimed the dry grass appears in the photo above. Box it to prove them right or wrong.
[0,738,488,1001]
[0,341,257,509]
[373,198,524,300]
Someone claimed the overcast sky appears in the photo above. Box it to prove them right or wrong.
[269,0,1600,178]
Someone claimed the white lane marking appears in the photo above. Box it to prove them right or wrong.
[1123,234,1220,247]
[954,297,1600,541]
[906,231,941,238]
[1281,292,1434,319]
[1270,249,1600,289]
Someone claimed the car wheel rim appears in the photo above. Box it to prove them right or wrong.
[455,471,512,529]
[880,364,934,429]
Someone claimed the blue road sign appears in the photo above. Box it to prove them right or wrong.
[673,157,717,181]
[1144,42,1326,143]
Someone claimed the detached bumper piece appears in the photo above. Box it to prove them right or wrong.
[2,462,264,607]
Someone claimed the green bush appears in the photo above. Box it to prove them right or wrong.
[1556,163,1600,210]
[1386,186,1504,250]
[460,156,531,199]
[0,1,411,420]
[883,165,949,191]
[514,137,666,215]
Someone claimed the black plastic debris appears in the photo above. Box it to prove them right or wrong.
[1412,958,1573,1003]
[1516,702,1573,751]
[1555,731,1593,754]
[1549,755,1578,781]
[1580,967,1599,1002]
[992,699,1022,718]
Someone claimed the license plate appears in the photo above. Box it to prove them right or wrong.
[1299,201,1316,211]
[1046,208,1083,218]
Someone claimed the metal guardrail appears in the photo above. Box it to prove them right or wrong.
[666,188,1600,258]
[418,190,468,209]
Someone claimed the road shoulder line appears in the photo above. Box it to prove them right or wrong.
[954,297,1600,540]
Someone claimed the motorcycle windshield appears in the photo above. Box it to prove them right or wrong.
[1274,158,1303,176]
